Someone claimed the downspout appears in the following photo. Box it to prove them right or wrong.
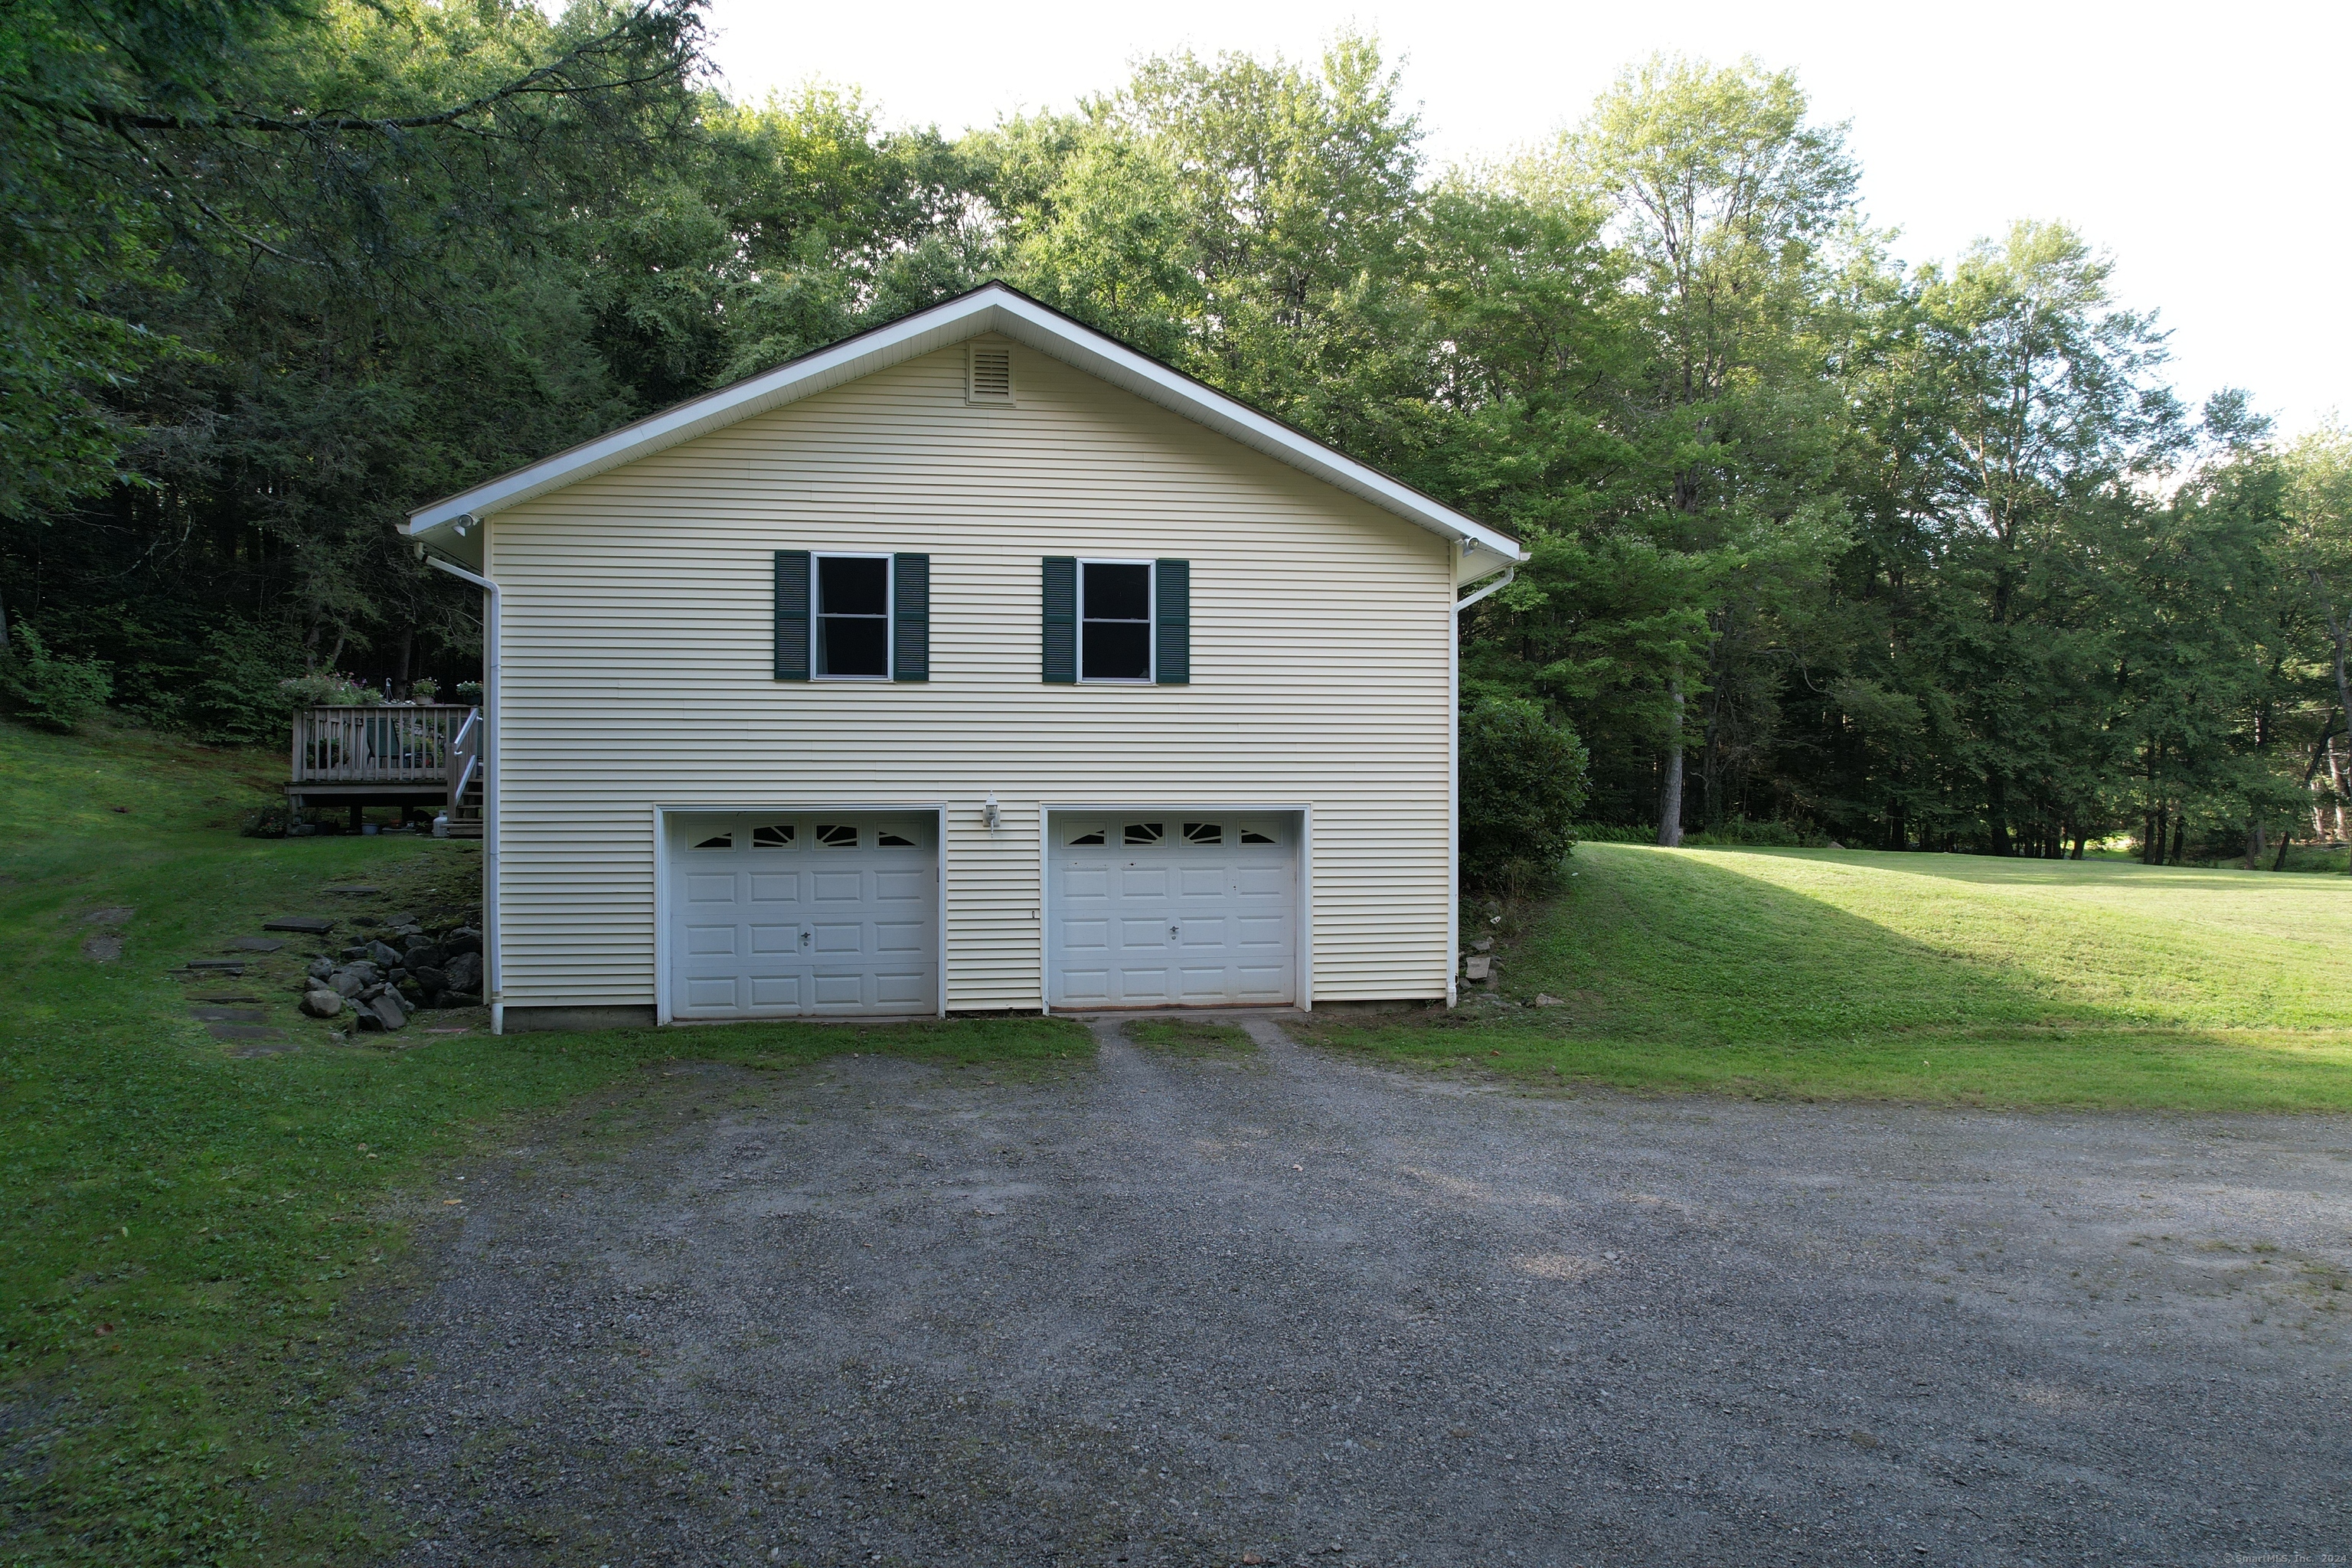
[426,548,503,1036]
[1449,560,1517,1008]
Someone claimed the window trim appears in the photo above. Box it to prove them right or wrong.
[1076,557,1155,684]
[812,551,894,681]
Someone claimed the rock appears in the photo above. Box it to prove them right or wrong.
[387,911,417,928]
[368,992,409,1031]
[443,929,482,956]
[341,944,368,962]
[443,951,482,994]
[81,934,122,962]
[306,956,334,981]
[360,982,389,1002]
[1534,993,1566,1007]
[301,989,344,1018]
[1828,839,1845,850]
[404,939,444,969]
[1472,936,1494,952]
[411,964,448,994]
[387,967,408,985]
[365,939,403,969]
[1463,955,1491,981]
[263,916,335,935]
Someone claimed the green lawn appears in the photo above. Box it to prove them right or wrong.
[1308,842,2352,1109]
[0,717,1086,1566]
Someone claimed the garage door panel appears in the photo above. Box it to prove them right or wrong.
[668,812,935,1021]
[1119,867,1169,897]
[1235,965,1289,998]
[811,922,865,953]
[1060,968,1109,999]
[875,969,929,1005]
[1061,920,1109,951]
[1178,867,1226,897]
[1119,967,1170,998]
[684,923,739,956]
[748,975,802,1008]
[1236,867,1289,896]
[684,975,740,1008]
[1063,867,1109,898]
[810,972,867,1007]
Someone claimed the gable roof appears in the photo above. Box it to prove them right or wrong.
[407,283,1524,567]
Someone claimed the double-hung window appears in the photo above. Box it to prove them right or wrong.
[1079,560,1153,682]
[815,554,891,679]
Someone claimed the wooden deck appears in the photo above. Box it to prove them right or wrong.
[287,704,482,833]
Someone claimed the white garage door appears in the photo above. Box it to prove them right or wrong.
[1048,812,1298,1008]
[667,811,936,1020]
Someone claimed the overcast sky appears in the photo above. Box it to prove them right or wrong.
[702,0,2344,437]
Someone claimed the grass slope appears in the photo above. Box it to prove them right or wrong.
[1312,843,2352,1109]
[0,718,1085,1566]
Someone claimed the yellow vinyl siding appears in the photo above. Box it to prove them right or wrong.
[488,338,1452,1011]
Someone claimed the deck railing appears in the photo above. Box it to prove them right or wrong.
[290,704,478,786]
[449,707,482,802]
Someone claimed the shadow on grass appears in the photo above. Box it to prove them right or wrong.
[1305,846,2352,1112]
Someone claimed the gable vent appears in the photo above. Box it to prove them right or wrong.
[966,343,1014,403]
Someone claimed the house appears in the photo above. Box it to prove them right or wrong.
[406,284,1523,1034]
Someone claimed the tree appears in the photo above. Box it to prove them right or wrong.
[1537,55,1860,844]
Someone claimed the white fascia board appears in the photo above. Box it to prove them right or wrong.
[407,286,1526,562]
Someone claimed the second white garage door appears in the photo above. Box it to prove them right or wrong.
[1047,812,1298,1008]
[666,811,936,1020]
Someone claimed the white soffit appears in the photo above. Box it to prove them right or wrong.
[407,285,1524,562]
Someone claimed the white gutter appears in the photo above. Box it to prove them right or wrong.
[427,550,503,1035]
[1446,564,1515,1008]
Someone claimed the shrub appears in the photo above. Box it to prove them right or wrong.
[279,672,381,707]
[0,624,113,731]
[181,625,305,745]
[1684,817,1831,848]
[1461,694,1589,894]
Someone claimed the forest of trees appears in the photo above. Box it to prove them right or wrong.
[8,0,2352,871]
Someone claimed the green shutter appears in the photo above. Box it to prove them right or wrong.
[1155,558,1190,684]
[893,553,929,681]
[773,550,810,681]
[1041,556,1076,683]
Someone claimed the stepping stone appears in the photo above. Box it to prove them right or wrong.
[191,1007,267,1024]
[327,887,381,897]
[186,959,247,972]
[191,995,264,1004]
[262,916,335,935]
[226,1040,299,1058]
[207,1023,284,1042]
[81,906,135,925]
[227,936,286,952]
[81,935,122,962]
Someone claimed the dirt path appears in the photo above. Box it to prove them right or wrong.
[349,1019,2352,1566]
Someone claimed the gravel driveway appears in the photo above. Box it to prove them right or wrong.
[351,1019,2352,1566]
